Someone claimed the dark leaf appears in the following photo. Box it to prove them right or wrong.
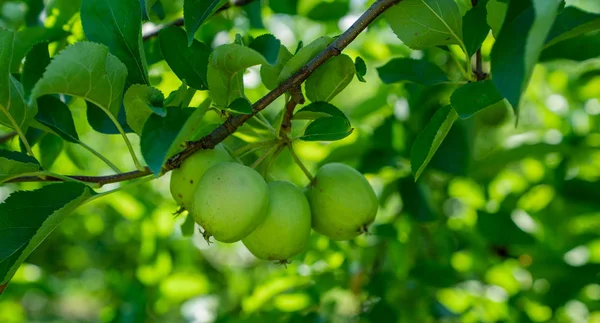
[462,0,490,57]
[450,80,504,119]
[293,102,347,120]
[227,98,253,114]
[249,34,281,65]
[159,26,212,91]
[0,149,41,182]
[355,56,367,83]
[22,42,50,100]
[377,58,449,86]
[184,0,228,46]
[35,95,80,143]
[300,116,353,141]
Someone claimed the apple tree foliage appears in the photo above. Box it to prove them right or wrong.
[1,0,600,321]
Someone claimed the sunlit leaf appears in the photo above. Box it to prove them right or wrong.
[0,149,41,182]
[300,116,353,141]
[124,84,166,135]
[305,54,355,103]
[384,0,463,49]
[293,102,347,120]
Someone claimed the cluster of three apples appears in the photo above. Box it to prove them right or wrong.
[170,144,378,262]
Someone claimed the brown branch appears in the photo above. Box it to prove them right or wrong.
[142,0,257,41]
[280,86,304,136]
[6,168,153,187]
[0,132,17,144]
[7,0,402,185]
[474,48,486,81]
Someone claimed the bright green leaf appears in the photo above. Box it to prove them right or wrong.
[305,54,355,103]
[451,80,504,119]
[0,182,94,285]
[159,26,211,91]
[384,0,464,49]
[300,116,353,141]
[260,45,292,90]
[0,29,37,133]
[377,58,449,85]
[124,84,166,135]
[184,0,228,46]
[0,149,41,182]
[411,105,458,180]
[81,0,149,85]
[278,36,333,83]
[486,0,508,37]
[207,44,267,108]
[31,42,128,118]
[293,102,347,120]
[164,81,197,108]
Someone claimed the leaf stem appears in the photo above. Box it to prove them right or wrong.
[232,140,277,157]
[251,144,279,169]
[104,112,144,171]
[5,113,34,157]
[84,175,154,204]
[286,143,314,183]
[76,141,122,173]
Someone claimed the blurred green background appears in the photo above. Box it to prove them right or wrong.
[1,0,600,322]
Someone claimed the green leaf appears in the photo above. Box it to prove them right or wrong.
[305,54,355,103]
[486,0,508,37]
[545,6,600,47]
[39,133,63,169]
[462,0,490,57]
[31,42,128,119]
[35,95,80,143]
[293,102,347,120]
[0,182,93,285]
[207,44,267,108]
[184,0,228,46]
[300,116,353,141]
[491,0,561,115]
[159,26,211,91]
[164,81,196,108]
[141,104,214,174]
[278,36,333,83]
[377,58,449,86]
[410,105,457,180]
[384,0,464,50]
[305,0,349,22]
[81,0,149,85]
[450,80,504,119]
[11,27,68,73]
[124,84,166,135]
[22,42,51,101]
[540,31,600,61]
[145,0,159,20]
[260,45,292,90]
[398,177,439,222]
[0,149,41,182]
[86,102,134,135]
[355,56,367,83]
[227,98,253,114]
[0,29,36,132]
[249,34,281,65]
[270,0,298,15]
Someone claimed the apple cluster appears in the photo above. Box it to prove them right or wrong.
[169,144,378,262]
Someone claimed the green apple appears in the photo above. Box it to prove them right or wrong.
[305,163,378,240]
[169,144,232,209]
[191,162,269,243]
[243,181,312,261]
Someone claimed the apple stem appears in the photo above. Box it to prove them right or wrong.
[286,143,315,183]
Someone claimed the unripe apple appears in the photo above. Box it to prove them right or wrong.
[305,163,378,240]
[191,162,269,243]
[169,144,232,209]
[243,181,311,261]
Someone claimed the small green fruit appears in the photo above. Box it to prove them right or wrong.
[243,181,312,261]
[192,162,269,243]
[169,144,232,209]
[305,163,378,240]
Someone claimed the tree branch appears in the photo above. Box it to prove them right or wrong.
[7,0,402,185]
[280,86,304,136]
[0,132,17,144]
[474,48,485,81]
[142,0,257,41]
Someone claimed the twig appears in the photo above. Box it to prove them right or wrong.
[142,0,258,41]
[8,0,402,185]
[0,132,17,144]
[6,167,153,187]
[287,143,314,183]
[279,87,304,137]
[474,48,486,81]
